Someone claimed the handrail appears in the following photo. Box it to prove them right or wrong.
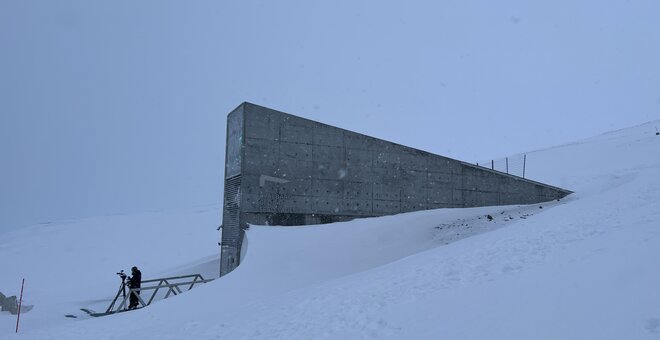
[141,274,203,284]
[104,273,213,315]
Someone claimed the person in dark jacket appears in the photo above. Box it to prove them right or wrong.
[127,266,142,310]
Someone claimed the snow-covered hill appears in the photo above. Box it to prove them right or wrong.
[1,121,660,339]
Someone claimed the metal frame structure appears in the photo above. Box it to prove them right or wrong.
[104,274,213,315]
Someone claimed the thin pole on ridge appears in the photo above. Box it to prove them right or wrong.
[15,278,24,333]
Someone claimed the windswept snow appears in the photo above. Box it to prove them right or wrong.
[1,121,660,339]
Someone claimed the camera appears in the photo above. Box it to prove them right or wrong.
[116,270,127,280]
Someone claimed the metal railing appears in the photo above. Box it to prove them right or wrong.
[105,274,214,314]
[476,154,527,178]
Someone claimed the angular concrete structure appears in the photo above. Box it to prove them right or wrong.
[219,102,571,276]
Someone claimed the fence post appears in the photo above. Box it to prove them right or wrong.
[523,154,527,179]
[15,278,24,333]
[491,160,494,170]
[506,157,509,174]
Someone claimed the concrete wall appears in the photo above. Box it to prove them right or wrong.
[219,102,572,276]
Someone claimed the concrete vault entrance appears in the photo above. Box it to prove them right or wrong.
[219,102,571,276]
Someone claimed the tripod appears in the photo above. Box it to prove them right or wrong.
[107,272,128,312]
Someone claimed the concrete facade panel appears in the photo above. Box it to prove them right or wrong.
[500,192,526,205]
[313,144,344,163]
[225,107,244,178]
[280,141,312,161]
[375,152,400,168]
[347,148,373,165]
[312,179,344,198]
[243,138,279,174]
[313,161,348,180]
[400,151,429,171]
[280,116,314,144]
[428,156,457,172]
[401,170,427,185]
[313,124,344,147]
[373,183,401,201]
[343,131,372,150]
[243,106,280,141]
[243,193,278,213]
[402,200,427,212]
[345,164,373,182]
[402,185,426,201]
[344,181,372,200]
[311,198,372,215]
[241,175,277,195]
[372,167,400,183]
[428,188,453,204]
[275,159,313,179]
[427,171,453,186]
[451,189,464,206]
[373,200,400,214]
[278,178,312,196]
[278,196,312,213]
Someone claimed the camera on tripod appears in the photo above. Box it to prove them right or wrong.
[116,270,127,281]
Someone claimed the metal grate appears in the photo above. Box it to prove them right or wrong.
[222,175,242,244]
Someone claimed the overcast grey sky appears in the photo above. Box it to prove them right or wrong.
[1,1,659,232]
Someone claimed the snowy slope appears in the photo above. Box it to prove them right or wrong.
[1,121,660,339]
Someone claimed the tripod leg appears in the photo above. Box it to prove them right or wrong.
[106,283,125,313]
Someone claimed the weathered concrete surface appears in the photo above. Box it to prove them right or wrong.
[219,102,572,275]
